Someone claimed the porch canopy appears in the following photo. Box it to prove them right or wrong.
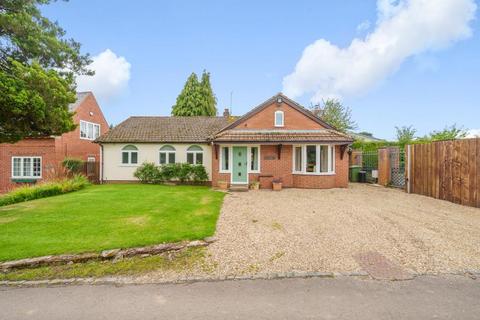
[212,129,353,144]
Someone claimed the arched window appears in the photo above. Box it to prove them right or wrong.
[121,145,138,165]
[274,111,284,127]
[159,145,176,164]
[186,145,203,165]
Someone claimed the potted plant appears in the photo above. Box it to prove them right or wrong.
[249,181,260,190]
[272,178,282,191]
[217,180,229,190]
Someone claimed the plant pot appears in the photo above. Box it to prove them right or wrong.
[217,181,229,190]
[250,182,260,190]
[272,182,282,191]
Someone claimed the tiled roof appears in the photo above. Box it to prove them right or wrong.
[69,92,90,111]
[213,129,354,143]
[96,116,230,143]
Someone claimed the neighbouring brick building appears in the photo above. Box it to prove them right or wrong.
[97,93,353,189]
[0,92,108,193]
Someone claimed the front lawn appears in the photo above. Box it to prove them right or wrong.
[0,184,225,261]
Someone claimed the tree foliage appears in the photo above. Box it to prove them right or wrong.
[312,99,357,133]
[0,0,91,143]
[395,125,417,146]
[171,70,217,116]
[425,124,467,141]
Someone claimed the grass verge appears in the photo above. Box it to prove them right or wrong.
[0,247,207,281]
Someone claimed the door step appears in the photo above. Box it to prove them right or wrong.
[229,184,249,192]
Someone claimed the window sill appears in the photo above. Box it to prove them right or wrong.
[219,170,231,174]
[80,137,97,141]
[119,164,139,167]
[292,172,336,176]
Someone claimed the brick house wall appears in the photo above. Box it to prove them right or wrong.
[0,92,108,193]
[232,101,325,130]
[211,145,348,189]
[55,93,109,162]
[0,139,57,193]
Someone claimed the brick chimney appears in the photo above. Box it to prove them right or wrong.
[223,108,230,117]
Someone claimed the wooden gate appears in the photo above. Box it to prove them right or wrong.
[406,139,480,208]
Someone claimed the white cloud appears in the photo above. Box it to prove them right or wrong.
[466,129,480,138]
[356,20,371,33]
[76,49,131,101]
[283,0,477,103]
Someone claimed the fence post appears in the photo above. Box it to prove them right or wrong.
[378,148,391,186]
[406,145,411,193]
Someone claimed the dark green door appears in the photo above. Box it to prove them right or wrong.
[232,146,248,184]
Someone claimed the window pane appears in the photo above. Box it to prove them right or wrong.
[320,146,329,172]
[123,145,138,151]
[122,152,129,164]
[159,152,166,164]
[94,125,100,139]
[187,153,194,164]
[295,147,302,172]
[13,158,21,176]
[131,152,138,164]
[23,158,31,176]
[168,153,175,164]
[222,147,229,170]
[80,121,87,138]
[306,145,316,173]
[275,112,283,126]
[187,145,202,151]
[250,147,258,170]
[330,146,335,172]
[160,145,175,151]
[87,123,94,139]
[33,158,41,177]
[196,152,203,165]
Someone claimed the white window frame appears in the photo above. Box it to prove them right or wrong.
[11,156,42,179]
[291,144,335,175]
[219,145,232,173]
[274,111,284,127]
[80,120,101,141]
[159,145,176,165]
[186,145,204,165]
[247,145,261,173]
[121,145,139,166]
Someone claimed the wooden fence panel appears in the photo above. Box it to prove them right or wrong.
[407,138,480,208]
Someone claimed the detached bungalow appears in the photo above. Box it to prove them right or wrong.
[96,94,353,189]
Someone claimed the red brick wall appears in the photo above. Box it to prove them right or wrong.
[0,139,57,193]
[211,144,349,189]
[55,93,109,162]
[232,101,326,130]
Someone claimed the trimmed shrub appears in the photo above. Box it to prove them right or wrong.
[134,162,162,183]
[62,157,84,174]
[133,163,209,184]
[0,175,90,207]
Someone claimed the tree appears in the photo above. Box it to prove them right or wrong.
[0,0,92,143]
[199,70,217,116]
[312,99,357,133]
[427,124,467,141]
[172,71,217,116]
[395,125,416,145]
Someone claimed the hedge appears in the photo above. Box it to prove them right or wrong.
[134,163,209,184]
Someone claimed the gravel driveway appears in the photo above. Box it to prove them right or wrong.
[206,184,480,276]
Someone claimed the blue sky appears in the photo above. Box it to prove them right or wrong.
[43,0,479,140]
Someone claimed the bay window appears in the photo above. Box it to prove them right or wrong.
[292,145,335,174]
[12,157,42,178]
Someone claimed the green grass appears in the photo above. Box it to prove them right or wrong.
[0,247,207,281]
[0,184,225,262]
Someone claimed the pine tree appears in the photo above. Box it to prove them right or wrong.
[200,70,217,116]
[172,71,217,116]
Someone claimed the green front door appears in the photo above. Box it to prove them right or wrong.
[232,146,248,184]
